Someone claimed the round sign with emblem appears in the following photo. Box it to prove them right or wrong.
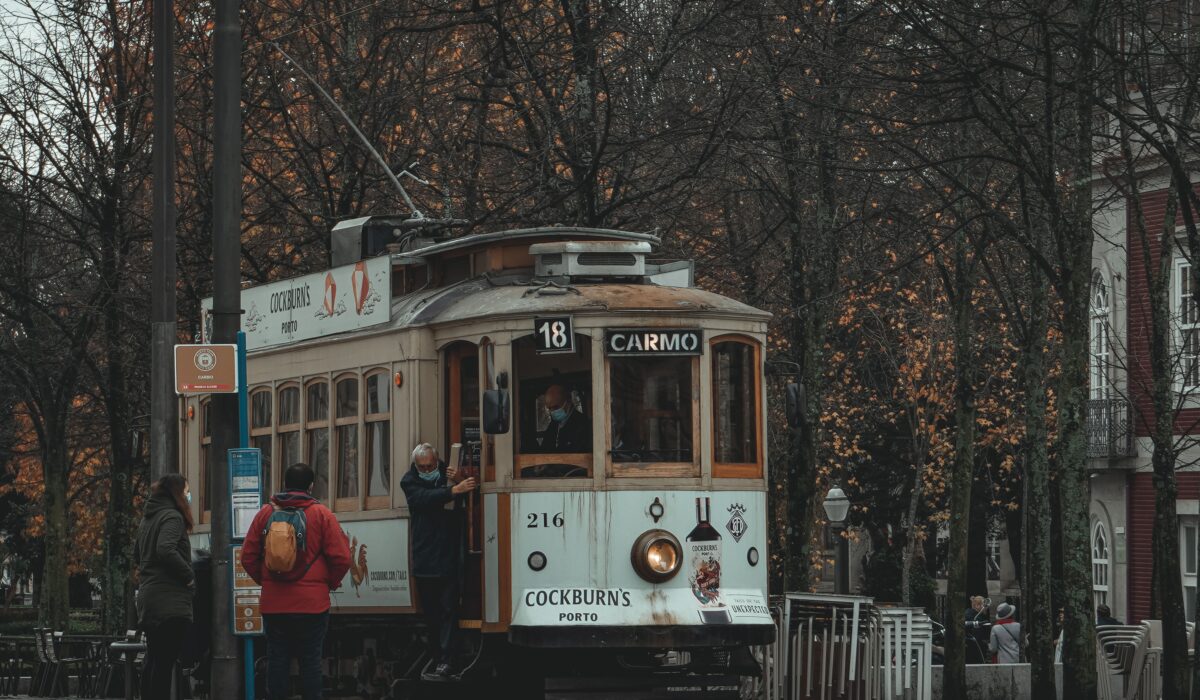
[193,348,218,372]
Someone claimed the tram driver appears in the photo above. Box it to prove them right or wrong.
[534,383,591,453]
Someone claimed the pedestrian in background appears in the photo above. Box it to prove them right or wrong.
[990,602,1022,664]
[135,474,195,700]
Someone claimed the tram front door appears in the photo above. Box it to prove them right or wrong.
[445,342,484,624]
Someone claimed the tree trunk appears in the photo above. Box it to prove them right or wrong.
[1058,3,1100,695]
[942,228,976,700]
[1023,245,1055,699]
[1058,257,1099,700]
[40,437,71,629]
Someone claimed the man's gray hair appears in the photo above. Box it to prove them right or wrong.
[411,442,438,463]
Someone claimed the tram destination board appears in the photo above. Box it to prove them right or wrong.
[605,328,703,356]
[534,316,575,354]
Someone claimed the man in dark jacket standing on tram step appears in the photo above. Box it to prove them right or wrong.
[401,443,476,679]
[242,463,352,700]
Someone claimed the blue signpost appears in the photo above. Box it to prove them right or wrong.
[228,331,259,700]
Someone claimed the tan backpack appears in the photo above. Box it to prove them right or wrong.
[262,504,308,575]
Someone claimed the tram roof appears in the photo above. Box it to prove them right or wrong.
[390,274,771,328]
[399,226,660,259]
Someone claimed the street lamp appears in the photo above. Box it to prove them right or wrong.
[823,485,851,594]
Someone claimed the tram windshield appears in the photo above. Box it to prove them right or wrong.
[610,356,695,465]
[515,333,592,478]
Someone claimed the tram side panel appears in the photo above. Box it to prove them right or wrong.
[503,490,773,646]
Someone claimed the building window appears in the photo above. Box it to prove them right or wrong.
[1177,258,1200,390]
[1183,519,1197,622]
[1092,520,1110,609]
[365,370,391,508]
[334,375,360,508]
[305,380,330,500]
[250,388,273,497]
[712,338,761,478]
[986,532,1001,581]
[277,384,301,490]
[1090,270,1110,400]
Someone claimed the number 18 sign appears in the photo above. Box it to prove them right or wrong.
[534,316,575,354]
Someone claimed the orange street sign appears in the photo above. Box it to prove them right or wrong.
[175,344,239,394]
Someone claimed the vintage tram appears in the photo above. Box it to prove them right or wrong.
[181,221,774,695]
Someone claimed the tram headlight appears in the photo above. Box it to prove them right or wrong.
[631,530,682,583]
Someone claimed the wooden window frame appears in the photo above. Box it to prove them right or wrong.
[711,335,764,479]
[276,383,301,494]
[606,355,701,479]
[199,397,212,524]
[304,378,331,503]
[480,340,497,483]
[512,333,594,480]
[364,369,391,510]
[249,387,274,495]
[333,373,362,513]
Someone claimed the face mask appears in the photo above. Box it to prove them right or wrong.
[185,492,192,504]
[418,468,439,482]
[550,407,568,422]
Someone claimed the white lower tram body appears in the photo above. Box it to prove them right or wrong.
[484,490,773,648]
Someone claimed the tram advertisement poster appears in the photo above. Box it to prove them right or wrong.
[201,255,391,351]
[331,518,412,610]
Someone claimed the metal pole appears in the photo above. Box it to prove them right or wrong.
[149,0,177,483]
[210,0,242,690]
[835,525,850,595]
[236,331,255,700]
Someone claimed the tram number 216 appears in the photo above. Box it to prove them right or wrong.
[535,316,575,354]
[527,512,565,528]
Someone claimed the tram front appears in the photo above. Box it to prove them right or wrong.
[444,239,776,678]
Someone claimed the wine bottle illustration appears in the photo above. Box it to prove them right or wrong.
[686,497,723,607]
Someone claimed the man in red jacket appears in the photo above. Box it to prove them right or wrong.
[242,463,351,700]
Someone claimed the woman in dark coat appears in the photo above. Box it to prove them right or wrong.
[135,474,195,699]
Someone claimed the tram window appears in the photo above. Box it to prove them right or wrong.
[250,388,273,496]
[712,339,760,471]
[514,333,592,479]
[335,376,360,504]
[365,371,390,502]
[610,357,695,466]
[305,380,330,500]
[277,385,301,490]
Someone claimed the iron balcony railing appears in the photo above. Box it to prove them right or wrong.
[1087,398,1136,460]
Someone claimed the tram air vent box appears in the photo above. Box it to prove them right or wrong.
[331,216,403,267]
[530,241,650,280]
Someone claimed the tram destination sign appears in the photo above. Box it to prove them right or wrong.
[201,256,391,351]
[605,328,703,356]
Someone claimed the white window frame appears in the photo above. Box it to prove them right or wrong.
[1182,517,1198,623]
[1091,270,1111,401]
[1092,520,1110,609]
[1174,256,1200,393]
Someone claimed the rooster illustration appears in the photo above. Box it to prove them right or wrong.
[347,534,368,597]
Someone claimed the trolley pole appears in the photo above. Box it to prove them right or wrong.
[210,0,243,691]
[149,0,177,483]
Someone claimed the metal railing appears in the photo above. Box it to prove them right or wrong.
[756,594,933,700]
[1087,398,1136,459]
